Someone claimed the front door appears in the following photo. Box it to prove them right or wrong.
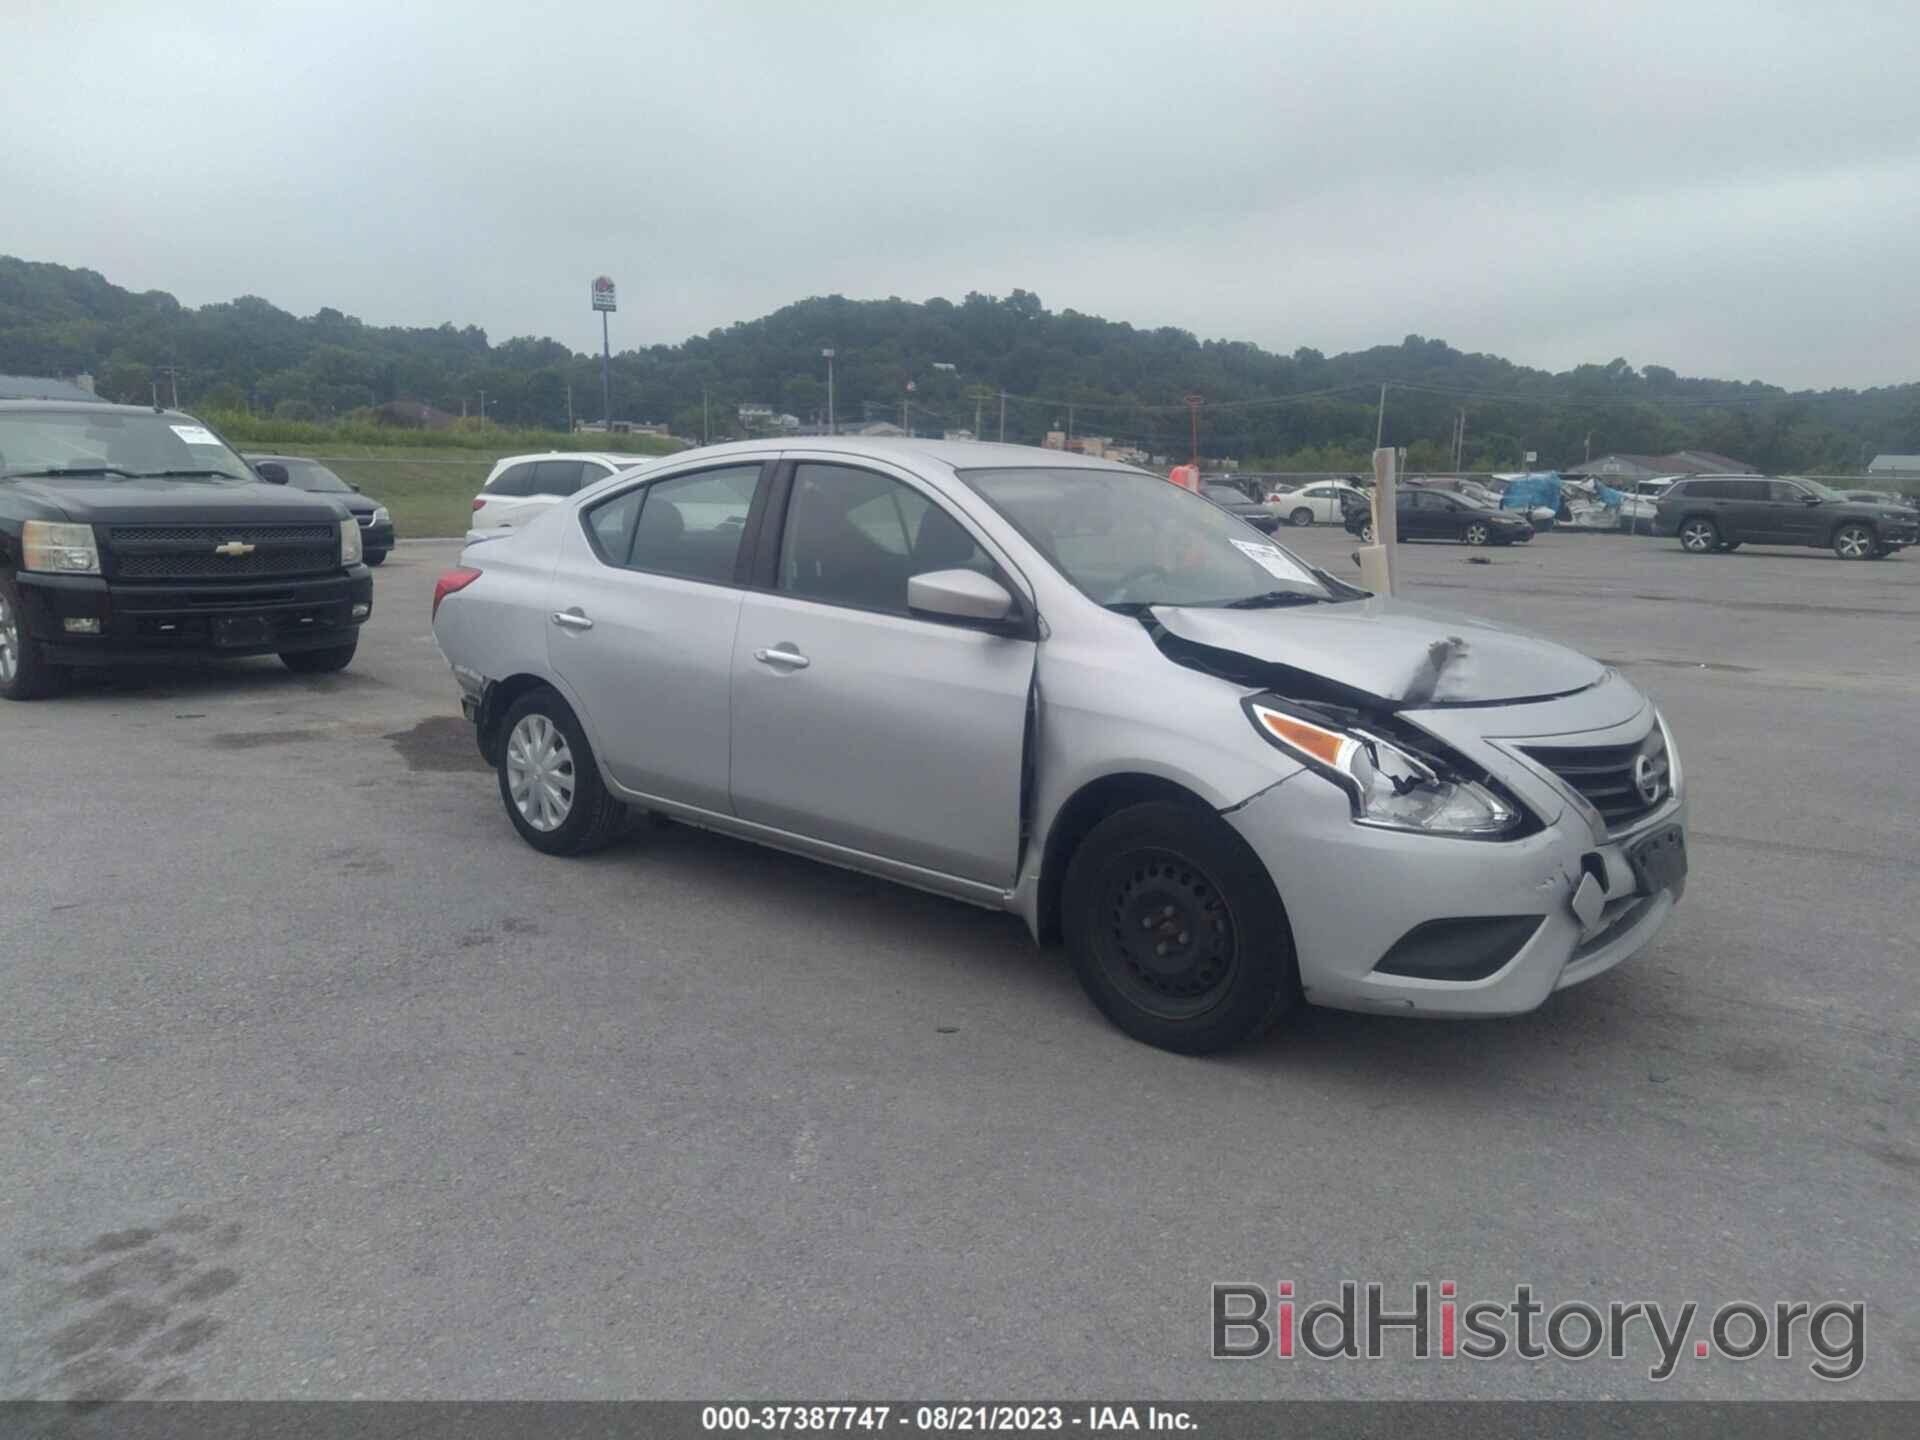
[544,461,768,812]
[729,461,1035,886]
[1763,479,1824,544]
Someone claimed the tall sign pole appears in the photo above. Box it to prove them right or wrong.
[1184,393,1204,467]
[591,275,617,428]
[822,348,835,434]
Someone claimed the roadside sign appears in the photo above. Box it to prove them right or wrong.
[591,276,617,312]
[1525,450,1538,463]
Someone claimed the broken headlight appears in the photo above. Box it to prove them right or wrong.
[1245,700,1522,837]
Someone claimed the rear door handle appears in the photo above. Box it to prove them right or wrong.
[753,645,810,671]
[551,608,594,631]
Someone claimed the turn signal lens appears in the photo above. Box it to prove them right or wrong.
[1251,706,1358,771]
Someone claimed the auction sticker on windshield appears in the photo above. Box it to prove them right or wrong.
[1229,537,1314,582]
[169,424,221,446]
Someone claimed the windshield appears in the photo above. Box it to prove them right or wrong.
[276,459,354,493]
[0,409,252,480]
[959,467,1332,607]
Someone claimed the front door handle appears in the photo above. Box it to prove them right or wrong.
[753,645,810,671]
[551,608,594,631]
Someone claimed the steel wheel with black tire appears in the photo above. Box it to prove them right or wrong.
[0,578,66,701]
[1679,518,1719,553]
[1464,522,1491,545]
[1834,524,1875,561]
[1290,507,1313,528]
[497,687,628,855]
[1062,801,1297,1054]
[280,641,357,674]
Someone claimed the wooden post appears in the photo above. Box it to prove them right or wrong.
[1356,446,1399,595]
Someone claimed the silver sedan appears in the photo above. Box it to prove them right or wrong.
[432,439,1686,1053]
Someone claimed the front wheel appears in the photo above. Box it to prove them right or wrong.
[1834,524,1875,560]
[1358,521,1375,543]
[1062,801,1297,1054]
[0,578,67,701]
[280,641,357,674]
[1289,507,1314,528]
[1464,522,1491,545]
[1679,518,1720,553]
[497,688,628,855]
[364,550,388,567]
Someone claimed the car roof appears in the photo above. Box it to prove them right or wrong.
[492,450,639,465]
[0,399,199,419]
[642,436,1148,475]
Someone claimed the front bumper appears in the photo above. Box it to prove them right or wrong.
[1224,680,1686,1016]
[359,519,396,553]
[16,569,373,664]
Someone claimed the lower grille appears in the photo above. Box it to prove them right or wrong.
[1523,726,1670,830]
[106,525,339,581]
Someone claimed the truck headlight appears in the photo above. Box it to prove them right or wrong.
[21,521,101,575]
[1245,699,1522,837]
[339,518,363,566]
[371,506,391,526]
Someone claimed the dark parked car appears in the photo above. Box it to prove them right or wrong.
[1201,481,1281,532]
[1652,475,1919,559]
[0,401,372,699]
[1343,487,1534,545]
[245,453,394,564]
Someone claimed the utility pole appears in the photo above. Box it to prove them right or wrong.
[998,389,1007,443]
[1185,394,1204,467]
[478,388,486,424]
[150,379,161,410]
[566,382,573,433]
[1374,383,1388,449]
[822,348,835,434]
[1066,403,1074,453]
[972,386,987,438]
[1585,430,1592,463]
[702,386,710,445]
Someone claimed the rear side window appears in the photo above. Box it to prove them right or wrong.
[486,462,539,497]
[532,459,587,495]
[1681,480,1724,500]
[626,465,763,583]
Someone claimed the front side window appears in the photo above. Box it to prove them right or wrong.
[960,466,1329,609]
[780,463,992,613]
[626,464,761,583]
[281,460,354,494]
[1767,480,1809,503]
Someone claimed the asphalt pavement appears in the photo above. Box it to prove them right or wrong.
[1,525,1915,1401]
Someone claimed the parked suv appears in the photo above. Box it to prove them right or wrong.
[432,439,1683,1055]
[469,452,643,538]
[1653,475,1919,559]
[0,401,372,698]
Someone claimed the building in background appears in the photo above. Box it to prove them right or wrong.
[0,373,100,401]
[1868,453,1920,479]
[1565,450,1753,481]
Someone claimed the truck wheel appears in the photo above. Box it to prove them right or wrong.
[0,579,66,701]
[364,551,388,567]
[1062,801,1297,1054]
[1834,524,1874,560]
[280,641,358,674]
[497,687,628,856]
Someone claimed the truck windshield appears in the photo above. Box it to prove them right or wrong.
[0,410,251,480]
[958,466,1333,609]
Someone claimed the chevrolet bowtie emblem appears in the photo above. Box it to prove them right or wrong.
[213,540,256,558]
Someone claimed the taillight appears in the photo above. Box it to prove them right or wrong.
[432,566,483,621]
[472,497,487,511]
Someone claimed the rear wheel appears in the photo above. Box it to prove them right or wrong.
[1358,521,1375,543]
[280,641,357,674]
[1834,524,1875,560]
[1679,518,1720,553]
[1063,801,1297,1054]
[0,579,66,701]
[497,687,628,855]
[1289,507,1313,528]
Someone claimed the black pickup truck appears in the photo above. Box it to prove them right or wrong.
[0,399,374,700]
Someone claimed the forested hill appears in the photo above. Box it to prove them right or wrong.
[3,254,1915,472]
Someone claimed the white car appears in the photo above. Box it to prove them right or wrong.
[468,452,643,541]
[1263,480,1366,526]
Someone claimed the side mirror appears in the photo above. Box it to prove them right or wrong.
[254,461,289,485]
[349,482,362,493]
[908,568,1015,626]
[1804,495,1822,506]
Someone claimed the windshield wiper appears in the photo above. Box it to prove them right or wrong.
[137,469,245,480]
[1218,590,1328,609]
[5,465,140,479]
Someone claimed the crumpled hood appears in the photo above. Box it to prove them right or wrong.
[1149,595,1607,707]
[8,476,353,526]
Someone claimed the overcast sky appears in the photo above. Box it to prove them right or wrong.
[6,1,1918,389]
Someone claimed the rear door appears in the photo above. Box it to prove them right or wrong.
[544,461,770,812]
[1719,478,1776,541]
[728,459,1035,886]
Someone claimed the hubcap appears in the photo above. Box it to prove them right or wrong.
[505,713,575,832]
[1094,849,1238,1020]
[1467,524,1488,544]
[0,595,17,684]
[1838,528,1870,558]
[1361,524,1374,542]
[1682,523,1714,551]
